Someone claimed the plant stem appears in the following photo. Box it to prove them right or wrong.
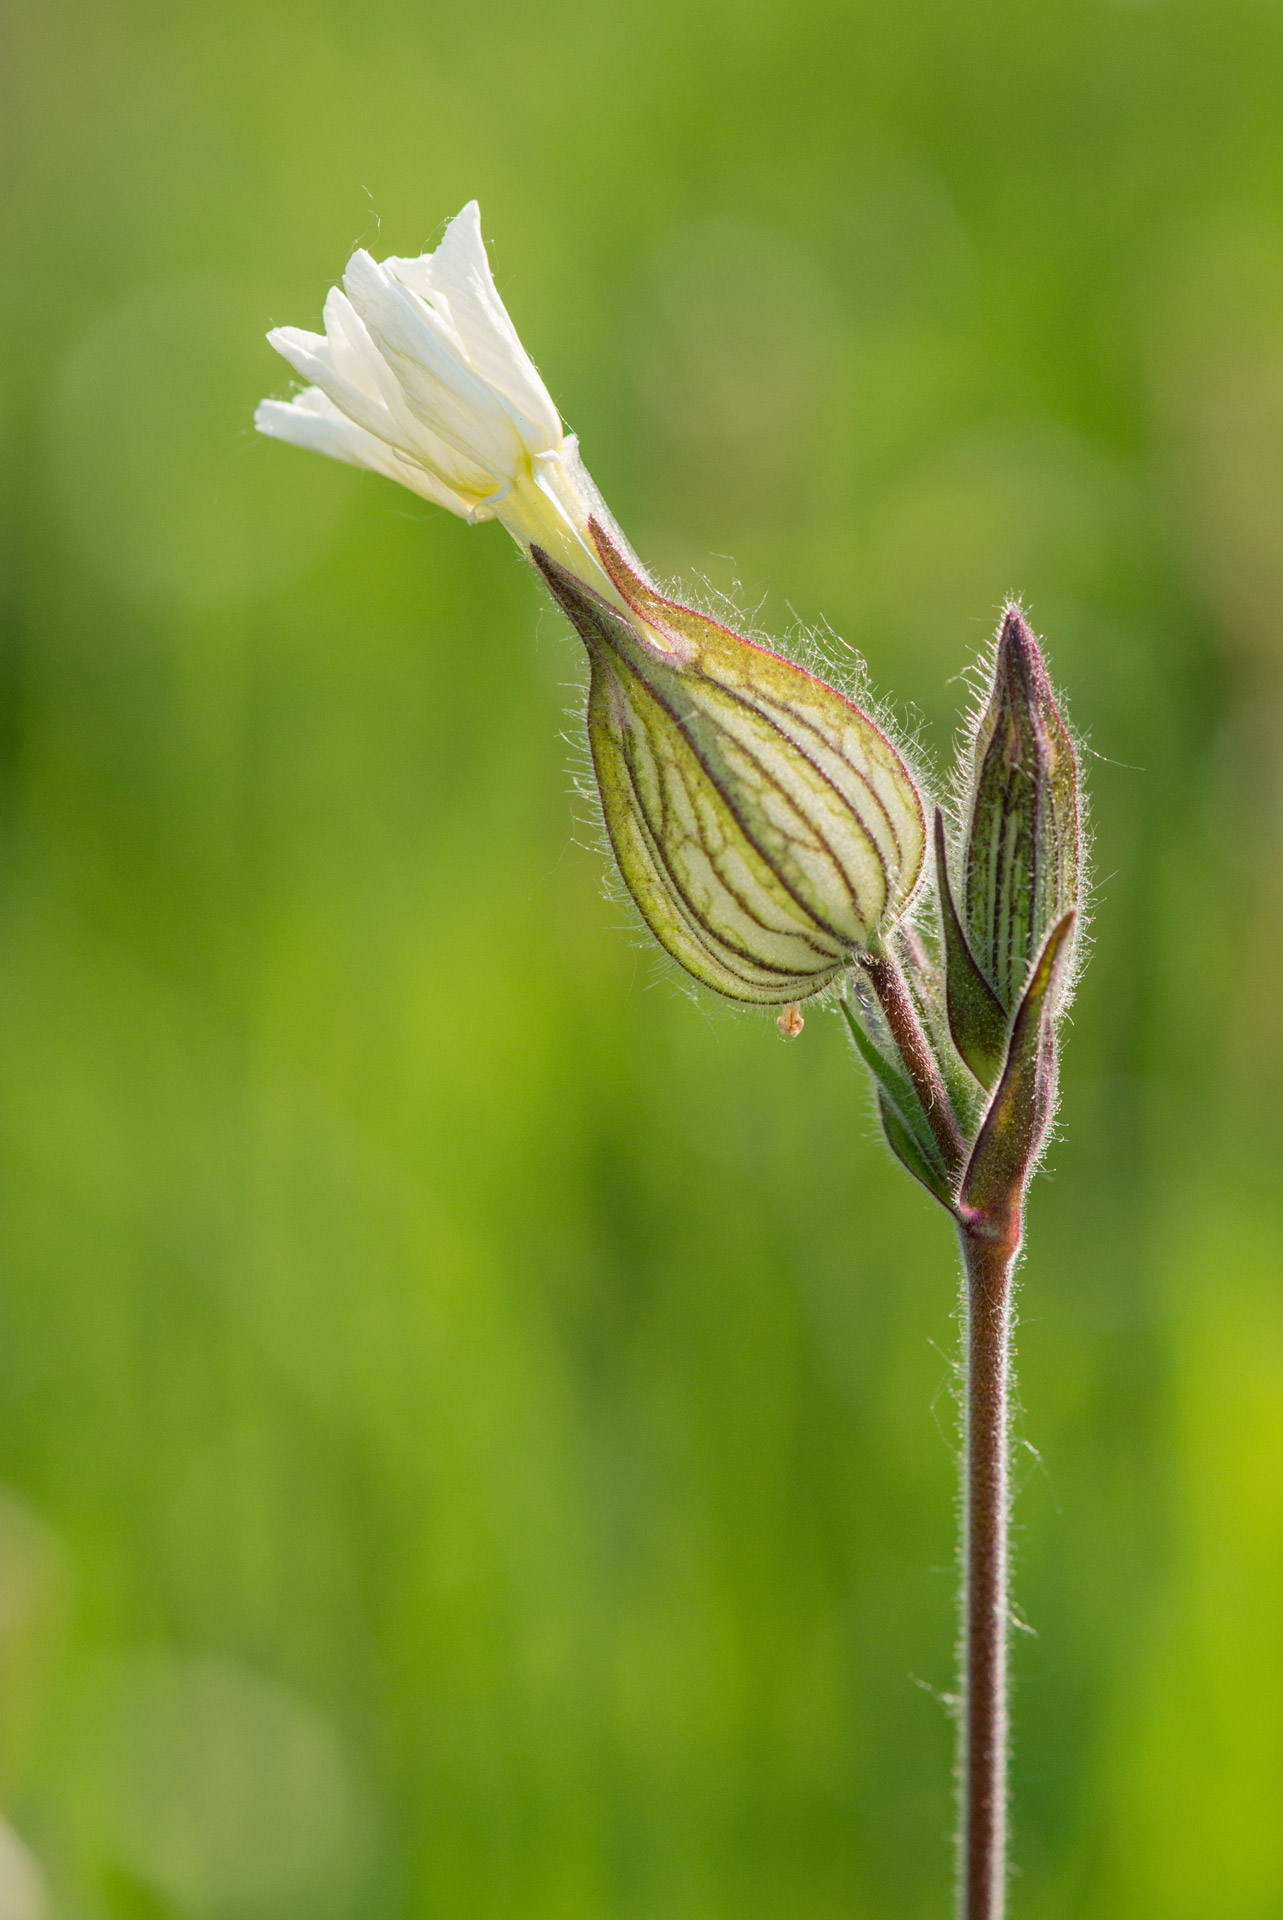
[956,1221,1017,1920]
[861,952,966,1179]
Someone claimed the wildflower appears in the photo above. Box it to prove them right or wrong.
[257,204,925,1003]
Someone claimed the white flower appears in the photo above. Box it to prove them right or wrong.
[256,201,625,598]
[257,203,929,1007]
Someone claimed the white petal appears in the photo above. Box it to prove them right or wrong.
[321,288,398,405]
[386,203,562,449]
[254,390,473,516]
[266,323,402,449]
[319,289,495,498]
[342,249,523,479]
[266,323,335,380]
[265,311,487,503]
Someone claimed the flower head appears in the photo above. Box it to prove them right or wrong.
[256,201,626,600]
[258,204,927,1003]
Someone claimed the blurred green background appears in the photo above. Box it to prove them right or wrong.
[2,0,1282,1914]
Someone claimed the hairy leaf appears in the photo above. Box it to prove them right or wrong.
[935,810,1008,1088]
[962,912,1076,1231]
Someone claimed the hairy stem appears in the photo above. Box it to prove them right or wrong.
[956,1223,1016,1920]
[862,951,966,1179]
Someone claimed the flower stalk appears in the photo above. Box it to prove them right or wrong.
[957,1222,1014,1920]
[860,948,967,1179]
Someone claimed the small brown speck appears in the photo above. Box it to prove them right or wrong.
[777,1003,804,1040]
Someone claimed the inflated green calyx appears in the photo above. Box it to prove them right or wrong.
[533,525,926,1006]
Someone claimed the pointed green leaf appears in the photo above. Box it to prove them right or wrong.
[935,810,1008,1089]
[876,1090,955,1207]
[839,995,923,1120]
[839,998,953,1203]
[962,911,1076,1230]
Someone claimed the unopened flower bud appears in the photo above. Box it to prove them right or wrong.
[535,527,925,1005]
[961,606,1080,1012]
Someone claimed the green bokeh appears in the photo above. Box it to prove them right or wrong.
[2,1,1282,1914]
